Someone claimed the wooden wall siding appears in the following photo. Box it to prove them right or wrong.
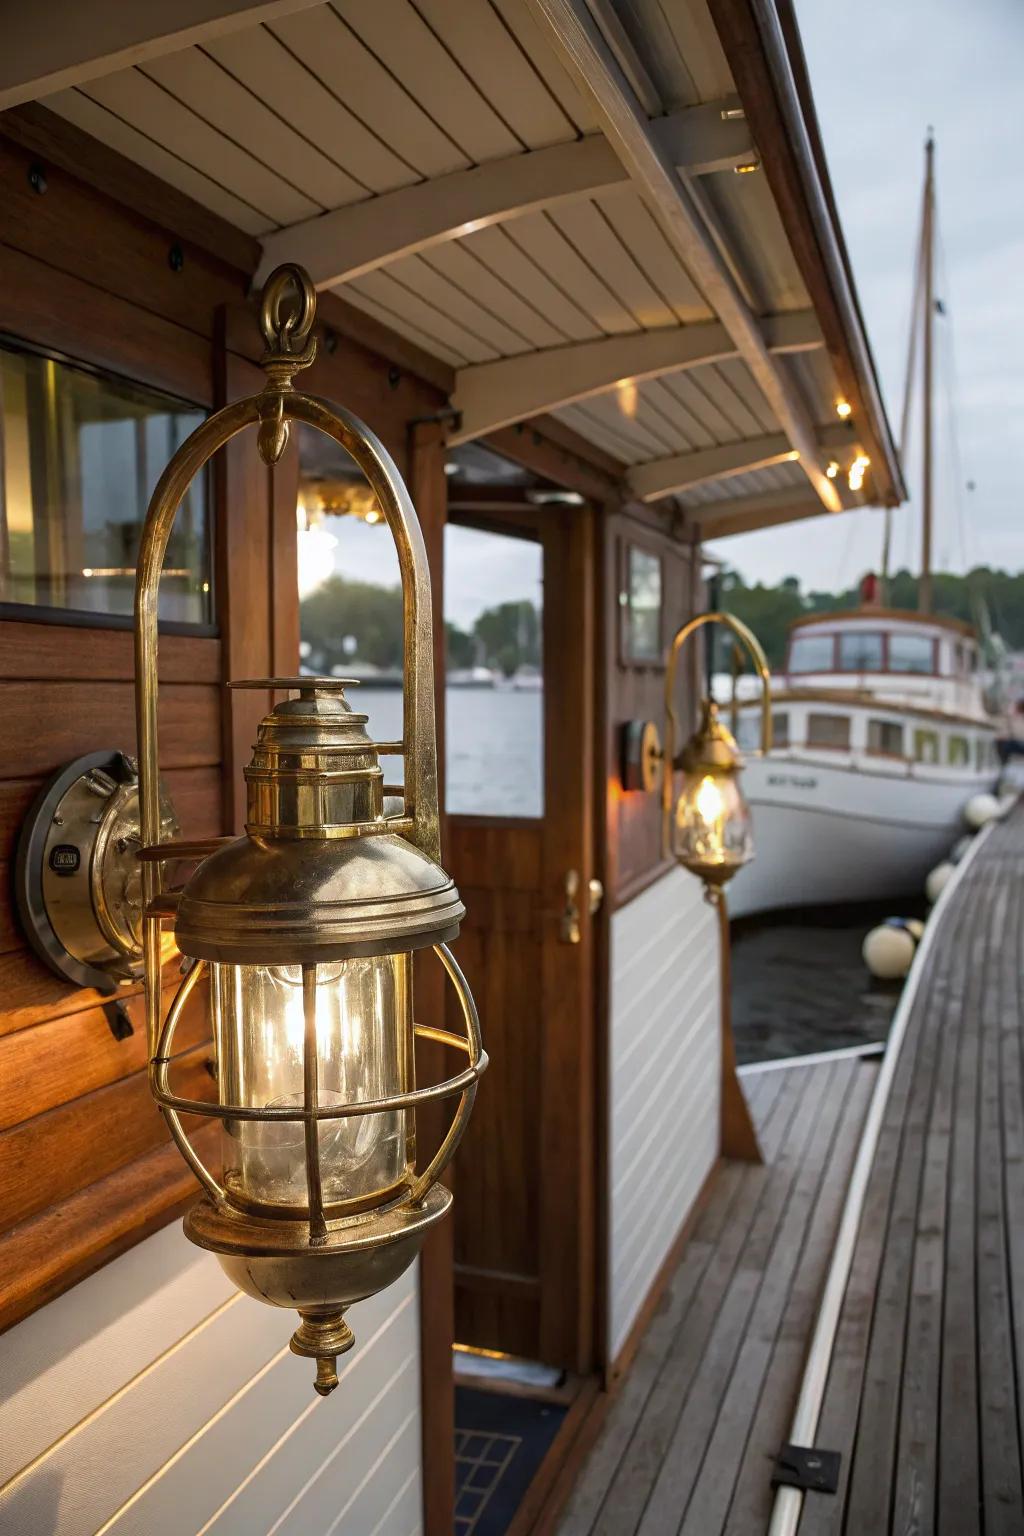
[0,125,238,1330]
[0,1222,422,1536]
[606,866,720,1360]
[604,508,699,907]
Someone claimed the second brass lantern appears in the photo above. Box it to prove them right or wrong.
[663,612,771,888]
[135,266,487,1396]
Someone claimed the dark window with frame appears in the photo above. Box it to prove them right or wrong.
[0,339,211,627]
[620,543,663,664]
[889,632,934,673]
[789,633,835,672]
[867,718,904,757]
[914,727,939,764]
[838,630,884,672]
[948,734,970,767]
[807,712,851,749]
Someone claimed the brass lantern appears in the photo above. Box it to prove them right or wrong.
[661,612,772,888]
[134,266,487,1396]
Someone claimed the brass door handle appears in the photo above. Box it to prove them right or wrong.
[588,877,604,915]
[560,870,581,945]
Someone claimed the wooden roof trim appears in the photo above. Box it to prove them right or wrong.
[789,606,975,637]
[0,0,323,110]
[629,419,855,502]
[253,101,755,291]
[0,102,260,276]
[450,310,821,445]
[710,0,906,505]
[527,0,841,516]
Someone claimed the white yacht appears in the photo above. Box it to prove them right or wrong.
[728,607,998,917]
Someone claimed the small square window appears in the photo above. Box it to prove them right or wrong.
[914,728,939,764]
[789,633,834,672]
[838,631,883,671]
[867,719,904,756]
[0,341,211,626]
[620,544,663,664]
[948,735,969,767]
[807,713,850,749]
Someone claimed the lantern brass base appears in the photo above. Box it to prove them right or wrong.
[184,1183,451,1396]
[290,1308,355,1396]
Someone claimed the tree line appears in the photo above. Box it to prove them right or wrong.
[301,575,540,677]
[713,566,1024,669]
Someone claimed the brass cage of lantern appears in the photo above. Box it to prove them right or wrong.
[661,610,773,861]
[133,264,488,1389]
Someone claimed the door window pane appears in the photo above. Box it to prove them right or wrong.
[445,524,543,818]
[889,633,934,673]
[621,545,662,663]
[867,719,904,756]
[807,713,850,749]
[0,342,210,624]
[838,631,883,671]
[789,633,834,672]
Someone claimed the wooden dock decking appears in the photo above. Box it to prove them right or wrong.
[558,1053,879,1535]
[798,805,1024,1535]
[560,805,1024,1536]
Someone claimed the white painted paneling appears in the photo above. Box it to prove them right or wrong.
[607,867,720,1360]
[0,1224,422,1536]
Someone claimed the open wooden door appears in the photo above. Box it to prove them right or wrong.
[443,499,598,1374]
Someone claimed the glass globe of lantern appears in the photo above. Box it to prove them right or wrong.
[671,699,754,886]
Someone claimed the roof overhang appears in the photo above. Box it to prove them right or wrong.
[0,0,904,537]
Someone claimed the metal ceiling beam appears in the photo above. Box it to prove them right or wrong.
[526,0,842,514]
[0,0,323,109]
[253,100,754,290]
[628,419,857,501]
[449,310,820,445]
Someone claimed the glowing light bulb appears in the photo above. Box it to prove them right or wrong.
[695,774,724,824]
[836,399,852,419]
[826,461,839,480]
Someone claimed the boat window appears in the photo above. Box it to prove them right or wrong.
[789,633,834,672]
[889,633,934,673]
[807,713,850,749]
[0,338,211,626]
[735,710,788,750]
[838,631,883,671]
[975,737,989,771]
[948,734,970,767]
[914,728,939,764]
[868,719,904,756]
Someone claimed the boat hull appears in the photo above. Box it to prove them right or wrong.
[728,755,991,919]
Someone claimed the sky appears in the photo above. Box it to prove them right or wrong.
[706,0,1024,590]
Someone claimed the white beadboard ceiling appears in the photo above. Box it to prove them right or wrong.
[32,0,878,522]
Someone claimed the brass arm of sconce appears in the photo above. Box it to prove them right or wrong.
[661,611,773,860]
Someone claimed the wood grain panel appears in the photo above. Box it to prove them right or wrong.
[0,103,259,275]
[0,624,220,683]
[0,240,214,407]
[0,1124,219,1333]
[0,1047,214,1235]
[0,126,246,340]
[5,680,221,778]
[0,983,210,1131]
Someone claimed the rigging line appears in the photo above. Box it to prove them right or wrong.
[887,170,928,589]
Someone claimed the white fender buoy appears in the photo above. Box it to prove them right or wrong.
[950,835,973,864]
[965,793,1000,830]
[925,861,955,903]
[863,921,918,980]
[905,918,925,941]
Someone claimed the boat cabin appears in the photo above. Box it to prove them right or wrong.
[735,607,996,781]
[0,4,904,1533]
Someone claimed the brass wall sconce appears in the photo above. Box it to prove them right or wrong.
[21,266,487,1397]
[620,611,772,889]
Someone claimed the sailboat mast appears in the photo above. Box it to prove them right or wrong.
[920,133,935,614]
